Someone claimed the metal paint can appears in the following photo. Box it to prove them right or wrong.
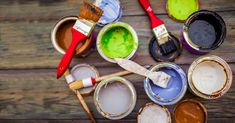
[174,99,207,123]
[182,10,226,54]
[144,63,187,105]
[188,55,232,99]
[70,64,99,95]
[51,16,95,56]
[94,76,137,120]
[137,103,171,123]
[94,0,123,26]
[97,22,138,63]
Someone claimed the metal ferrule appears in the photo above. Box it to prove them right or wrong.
[152,24,169,44]
[73,18,95,36]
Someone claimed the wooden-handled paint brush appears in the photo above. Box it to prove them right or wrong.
[139,0,177,55]
[66,65,151,91]
[64,70,97,123]
[57,0,103,79]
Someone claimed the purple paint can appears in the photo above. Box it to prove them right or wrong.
[182,10,226,54]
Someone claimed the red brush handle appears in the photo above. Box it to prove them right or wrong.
[57,29,87,78]
[139,0,164,28]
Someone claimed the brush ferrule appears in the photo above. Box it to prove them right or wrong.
[153,24,169,44]
[73,18,95,36]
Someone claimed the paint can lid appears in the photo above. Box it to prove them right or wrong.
[166,0,199,22]
[71,64,99,95]
[149,34,182,62]
[94,0,123,26]
[137,103,171,123]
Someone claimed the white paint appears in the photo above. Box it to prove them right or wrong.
[138,104,169,123]
[98,82,132,115]
[192,61,227,95]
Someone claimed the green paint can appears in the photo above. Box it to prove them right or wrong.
[166,0,199,22]
[97,22,138,63]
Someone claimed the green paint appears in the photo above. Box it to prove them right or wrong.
[167,0,199,21]
[100,27,135,58]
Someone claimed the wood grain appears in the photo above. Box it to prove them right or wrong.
[0,0,235,122]
[0,11,235,69]
[0,65,234,121]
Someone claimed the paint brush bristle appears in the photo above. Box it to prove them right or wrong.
[79,0,103,22]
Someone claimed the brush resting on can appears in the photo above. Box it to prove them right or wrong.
[56,1,103,78]
[139,0,177,55]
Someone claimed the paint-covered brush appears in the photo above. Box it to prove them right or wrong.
[139,0,177,55]
[115,58,171,88]
[57,0,103,79]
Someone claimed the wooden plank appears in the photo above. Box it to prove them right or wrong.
[0,0,235,21]
[0,64,235,120]
[0,11,235,69]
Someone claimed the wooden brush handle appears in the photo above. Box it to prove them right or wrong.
[95,70,131,82]
[69,70,132,91]
[64,70,96,123]
[76,90,96,123]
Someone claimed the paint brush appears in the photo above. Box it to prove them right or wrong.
[64,70,97,123]
[57,0,103,79]
[67,65,151,91]
[139,0,177,55]
[115,58,171,88]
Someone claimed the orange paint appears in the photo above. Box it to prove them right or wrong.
[56,18,93,55]
[174,100,206,123]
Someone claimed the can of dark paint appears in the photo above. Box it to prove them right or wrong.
[182,10,226,54]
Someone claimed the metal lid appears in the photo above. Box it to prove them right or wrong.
[149,34,182,62]
[94,0,123,26]
[71,64,99,95]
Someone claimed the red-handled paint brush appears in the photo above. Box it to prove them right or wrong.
[139,0,177,55]
[57,1,103,79]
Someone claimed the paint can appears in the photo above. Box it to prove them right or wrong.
[94,76,136,120]
[188,55,233,99]
[69,64,99,95]
[137,103,171,123]
[144,63,187,105]
[174,99,207,123]
[166,0,199,22]
[149,34,182,62]
[97,22,138,63]
[182,10,226,54]
[94,0,123,26]
[51,16,95,56]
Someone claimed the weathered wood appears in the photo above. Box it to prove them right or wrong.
[0,11,235,69]
[0,65,234,120]
[0,0,235,21]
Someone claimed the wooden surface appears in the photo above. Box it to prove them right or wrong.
[0,0,235,122]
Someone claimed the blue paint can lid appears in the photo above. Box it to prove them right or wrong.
[94,0,123,26]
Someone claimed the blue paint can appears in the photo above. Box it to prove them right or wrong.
[144,63,187,105]
[94,0,123,26]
